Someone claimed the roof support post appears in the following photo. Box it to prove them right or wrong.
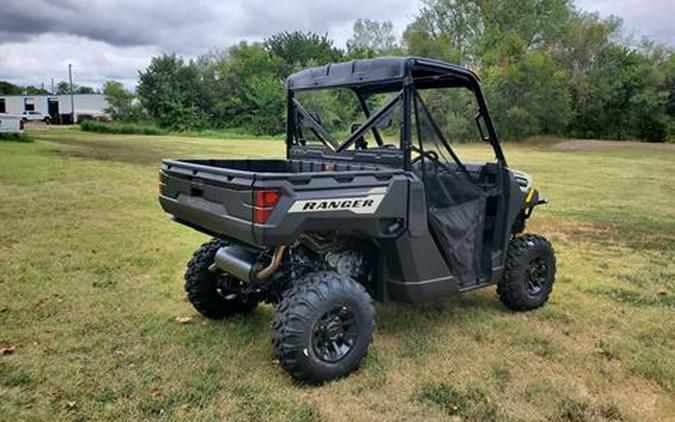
[402,81,412,171]
[285,89,294,158]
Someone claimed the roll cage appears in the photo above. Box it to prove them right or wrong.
[285,56,507,169]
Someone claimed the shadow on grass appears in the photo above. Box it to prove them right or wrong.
[376,291,506,337]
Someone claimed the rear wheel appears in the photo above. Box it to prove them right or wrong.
[185,238,258,319]
[497,234,556,311]
[272,271,375,384]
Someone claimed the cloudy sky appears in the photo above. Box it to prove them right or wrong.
[0,0,672,91]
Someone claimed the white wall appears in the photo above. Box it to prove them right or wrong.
[0,96,28,115]
[0,94,109,116]
[58,94,108,115]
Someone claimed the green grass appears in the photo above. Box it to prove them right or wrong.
[0,129,673,421]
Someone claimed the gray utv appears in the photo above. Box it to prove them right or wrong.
[159,57,556,383]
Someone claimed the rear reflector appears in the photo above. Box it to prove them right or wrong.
[253,190,281,224]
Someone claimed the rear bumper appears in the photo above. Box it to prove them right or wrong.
[159,195,255,245]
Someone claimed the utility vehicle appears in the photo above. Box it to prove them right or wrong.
[21,110,51,123]
[159,57,556,383]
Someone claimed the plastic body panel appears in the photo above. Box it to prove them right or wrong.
[382,231,457,302]
[159,160,256,244]
[159,158,412,247]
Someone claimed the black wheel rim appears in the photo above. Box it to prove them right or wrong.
[526,256,549,296]
[311,305,358,363]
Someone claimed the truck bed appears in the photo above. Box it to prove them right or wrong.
[158,159,411,247]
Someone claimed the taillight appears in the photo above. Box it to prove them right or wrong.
[253,189,281,224]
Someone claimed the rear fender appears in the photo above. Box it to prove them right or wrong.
[252,174,410,245]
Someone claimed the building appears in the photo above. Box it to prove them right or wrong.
[0,94,109,123]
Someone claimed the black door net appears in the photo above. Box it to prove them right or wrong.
[412,89,486,285]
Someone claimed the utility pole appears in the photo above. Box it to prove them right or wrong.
[51,78,55,95]
[68,64,75,124]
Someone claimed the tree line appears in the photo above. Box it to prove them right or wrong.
[99,1,675,141]
[0,80,98,95]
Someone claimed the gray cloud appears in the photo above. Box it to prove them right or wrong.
[0,0,416,52]
[0,0,221,48]
[575,0,674,45]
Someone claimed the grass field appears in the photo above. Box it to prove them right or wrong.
[1,128,673,421]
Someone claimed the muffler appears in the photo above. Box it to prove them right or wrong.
[212,245,287,284]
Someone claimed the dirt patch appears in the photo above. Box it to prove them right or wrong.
[44,137,164,166]
[552,139,675,152]
[533,219,620,244]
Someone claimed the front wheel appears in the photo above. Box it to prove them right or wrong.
[271,271,375,384]
[497,234,556,311]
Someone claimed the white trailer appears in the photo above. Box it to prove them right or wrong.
[0,94,109,124]
[0,114,24,134]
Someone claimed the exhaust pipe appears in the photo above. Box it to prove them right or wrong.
[256,245,287,280]
[212,245,287,284]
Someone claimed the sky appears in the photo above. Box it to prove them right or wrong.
[0,0,672,91]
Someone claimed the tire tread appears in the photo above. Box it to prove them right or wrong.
[272,271,375,383]
[498,234,556,311]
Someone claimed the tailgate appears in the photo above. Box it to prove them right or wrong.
[158,160,256,245]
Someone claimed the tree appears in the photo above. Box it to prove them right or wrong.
[658,52,675,138]
[56,81,72,94]
[24,86,50,95]
[403,0,671,141]
[0,81,23,95]
[0,81,49,95]
[403,0,484,64]
[102,81,145,122]
[571,44,669,141]
[137,54,211,130]
[55,81,96,95]
[484,52,572,139]
[264,31,343,77]
[76,86,96,94]
[212,43,286,134]
[347,19,400,57]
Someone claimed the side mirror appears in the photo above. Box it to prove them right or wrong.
[475,112,490,142]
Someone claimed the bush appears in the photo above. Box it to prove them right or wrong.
[185,129,282,140]
[0,132,32,142]
[80,120,166,136]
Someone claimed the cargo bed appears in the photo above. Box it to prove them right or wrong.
[159,159,409,247]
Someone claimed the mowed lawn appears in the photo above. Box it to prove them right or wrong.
[1,129,673,421]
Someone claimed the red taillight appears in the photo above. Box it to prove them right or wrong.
[253,189,281,224]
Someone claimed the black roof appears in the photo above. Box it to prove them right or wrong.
[286,56,480,92]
